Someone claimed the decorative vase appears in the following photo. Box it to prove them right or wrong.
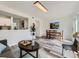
[31,23,36,46]
[32,39,35,46]
[32,33,36,46]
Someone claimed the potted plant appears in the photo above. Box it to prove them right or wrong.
[30,23,36,46]
[31,23,36,35]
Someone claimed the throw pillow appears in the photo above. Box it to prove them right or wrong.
[0,43,6,54]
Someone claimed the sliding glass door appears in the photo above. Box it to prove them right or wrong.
[76,15,79,32]
[73,15,79,33]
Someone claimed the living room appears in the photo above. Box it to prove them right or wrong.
[0,0,79,58]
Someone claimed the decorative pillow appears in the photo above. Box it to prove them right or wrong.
[0,39,7,46]
[0,43,6,54]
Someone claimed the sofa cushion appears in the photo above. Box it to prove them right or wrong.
[0,43,6,54]
[0,39,15,58]
[0,39,7,46]
[0,48,15,58]
[1,46,10,54]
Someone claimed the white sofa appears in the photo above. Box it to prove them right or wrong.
[0,29,32,46]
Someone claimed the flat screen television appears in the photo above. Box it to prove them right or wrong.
[50,22,59,29]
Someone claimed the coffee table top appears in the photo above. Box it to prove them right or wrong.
[18,40,39,52]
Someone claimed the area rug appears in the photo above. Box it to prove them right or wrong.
[10,45,59,58]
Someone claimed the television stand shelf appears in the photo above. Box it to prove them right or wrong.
[46,29,63,40]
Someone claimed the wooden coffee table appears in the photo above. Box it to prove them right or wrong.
[18,40,39,58]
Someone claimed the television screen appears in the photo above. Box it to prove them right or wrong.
[50,22,59,29]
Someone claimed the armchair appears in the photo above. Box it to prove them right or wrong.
[62,32,79,57]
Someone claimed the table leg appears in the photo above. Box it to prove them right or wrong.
[62,46,63,56]
[27,52,36,58]
[20,49,22,58]
[36,50,38,58]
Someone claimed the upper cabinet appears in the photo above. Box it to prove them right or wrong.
[0,16,11,26]
[0,16,11,30]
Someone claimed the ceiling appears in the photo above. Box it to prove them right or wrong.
[0,1,79,20]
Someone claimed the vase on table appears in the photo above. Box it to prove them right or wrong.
[32,32,36,46]
[30,23,36,46]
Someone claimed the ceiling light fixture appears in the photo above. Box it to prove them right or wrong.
[33,1,48,13]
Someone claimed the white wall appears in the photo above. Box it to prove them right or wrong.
[60,16,73,40]
[0,5,29,18]
[40,16,73,40]
[39,19,49,36]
